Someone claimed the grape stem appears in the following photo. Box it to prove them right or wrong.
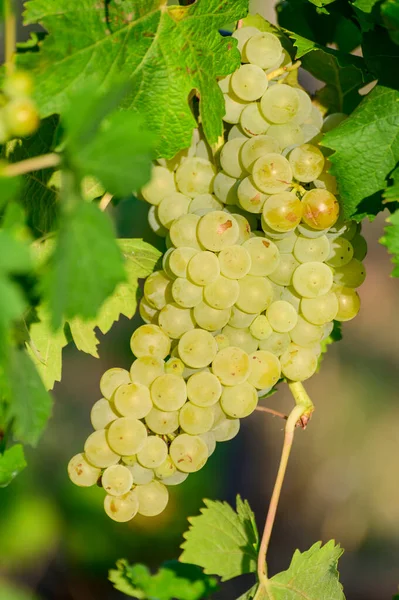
[2,153,61,177]
[267,60,301,82]
[4,0,16,75]
[99,192,113,212]
[255,406,288,421]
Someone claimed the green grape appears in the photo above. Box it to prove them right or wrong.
[196,138,213,161]
[5,97,39,137]
[322,113,347,132]
[333,259,366,288]
[187,371,222,407]
[178,329,218,368]
[266,300,298,333]
[189,194,223,213]
[270,280,285,301]
[121,455,137,467]
[223,92,247,124]
[100,368,131,400]
[167,247,199,278]
[262,192,302,233]
[280,286,301,310]
[169,214,202,249]
[218,245,252,279]
[136,481,169,517]
[252,153,293,194]
[237,177,268,213]
[139,296,159,324]
[293,235,331,263]
[268,253,299,286]
[221,325,258,354]
[334,286,361,321]
[258,331,290,356]
[130,357,164,387]
[169,434,208,473]
[245,32,282,69]
[274,232,298,253]
[289,315,324,346]
[247,350,281,389]
[104,490,139,522]
[297,223,330,239]
[326,238,354,267]
[176,157,216,197]
[197,211,239,251]
[141,166,176,206]
[240,102,270,136]
[188,251,220,285]
[144,270,173,310]
[229,305,257,328]
[288,144,325,182]
[243,237,280,276]
[218,74,232,93]
[292,262,333,298]
[214,333,230,350]
[204,275,240,309]
[114,383,153,419]
[280,343,318,381]
[221,382,258,418]
[154,456,176,480]
[161,470,189,486]
[179,402,214,435]
[301,189,339,230]
[4,71,34,98]
[193,300,231,331]
[68,453,101,487]
[213,171,239,204]
[212,346,250,385]
[228,124,249,141]
[165,357,185,376]
[267,123,305,149]
[158,303,195,339]
[236,275,274,313]
[127,462,154,484]
[231,64,268,102]
[261,220,293,240]
[220,138,246,178]
[107,418,148,455]
[250,315,273,340]
[351,234,367,261]
[145,407,179,435]
[90,398,119,430]
[171,277,203,308]
[213,417,240,442]
[84,429,120,468]
[241,136,281,171]
[130,324,171,359]
[151,374,187,411]
[301,293,339,325]
[232,26,261,52]
[231,213,253,244]
[301,122,320,144]
[199,431,217,456]
[291,88,312,125]
[158,192,191,228]
[313,170,338,195]
[260,84,300,124]
[102,464,134,497]
[137,436,168,469]
[341,220,360,242]
[306,104,323,130]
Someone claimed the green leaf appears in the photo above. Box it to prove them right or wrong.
[362,27,399,87]
[19,0,248,158]
[0,445,27,488]
[41,201,125,329]
[380,208,399,276]
[0,175,22,210]
[352,0,379,12]
[0,579,40,600]
[180,496,259,581]
[323,85,399,219]
[381,0,399,44]
[109,559,218,600]
[383,164,399,203]
[68,317,100,358]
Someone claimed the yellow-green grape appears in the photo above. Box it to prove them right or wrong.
[245,32,282,69]
[220,382,258,418]
[130,357,164,387]
[127,462,154,484]
[196,138,213,161]
[269,280,284,301]
[258,331,291,356]
[104,490,139,522]
[228,124,248,140]
[231,64,268,102]
[268,254,299,286]
[68,453,101,487]
[240,102,270,136]
[274,232,298,254]
[164,357,185,376]
[219,74,232,93]
[139,296,159,324]
[141,166,176,206]
[122,455,137,467]
[100,368,131,400]
[300,293,339,325]
[212,346,250,385]
[158,303,195,339]
[250,315,273,340]
[280,343,318,381]
[334,286,361,321]
[232,25,261,53]
[247,350,281,389]
[204,275,240,309]
[102,464,134,496]
[290,315,324,346]
[130,324,171,359]
[314,170,338,195]
[326,237,354,267]
[189,194,223,213]
[136,481,169,517]
[179,402,214,435]
[90,398,119,430]
[280,286,301,310]
[178,329,218,368]
[157,193,191,228]
[322,113,347,132]
[241,136,281,171]
[151,374,187,411]
[145,407,179,435]
[171,277,203,308]
[351,234,367,261]
[293,235,331,263]
[167,247,199,278]
[333,258,366,288]
[288,144,325,182]
[5,98,39,137]
[297,223,330,239]
[229,305,257,328]
[266,300,298,333]
[114,383,153,419]
[197,211,239,251]
[193,301,231,331]
[154,456,177,480]
[267,123,305,150]
[252,153,293,194]
[169,434,209,473]
[144,270,173,310]
[218,245,252,279]
[292,262,333,298]
[187,371,222,407]
[213,417,240,442]
[188,251,220,285]
[176,157,216,197]
[84,429,120,468]
[237,177,268,213]
[137,436,168,469]
[221,325,258,354]
[243,237,280,277]
[213,171,239,204]
[148,205,168,238]
[301,189,339,230]
[220,138,246,178]
[223,92,247,124]
[200,431,217,456]
[169,214,202,250]
[107,418,148,455]
[291,88,312,125]
[4,71,34,98]
[262,192,303,233]
[214,333,230,351]
[236,275,274,313]
[260,84,300,124]
[161,470,189,486]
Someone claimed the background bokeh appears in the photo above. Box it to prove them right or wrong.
[1,1,398,599]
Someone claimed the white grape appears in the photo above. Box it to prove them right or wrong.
[169,434,208,473]
[292,262,333,298]
[189,194,223,213]
[289,315,324,346]
[293,235,331,263]
[240,102,270,136]
[179,402,214,435]
[178,329,218,368]
[84,429,120,468]
[102,464,133,496]
[157,192,190,228]
[172,277,203,308]
[301,293,339,325]
[158,303,195,339]
[197,211,239,251]
[218,245,252,279]
[114,383,153,419]
[141,166,176,206]
[250,315,273,340]
[245,32,282,69]
[247,350,281,389]
[188,251,220,285]
[237,177,268,213]
[151,374,187,411]
[232,26,261,52]
[280,343,318,381]
[130,356,164,387]
[176,157,216,197]
[107,418,148,456]
[137,436,168,469]
[104,489,139,522]
[241,135,281,171]
[167,246,199,278]
[221,325,258,354]
[252,153,293,194]
[266,300,298,333]
[223,92,247,124]
[212,346,250,385]
[144,270,173,310]
[229,305,257,328]
[236,275,274,313]
[220,138,246,178]
[187,371,222,407]
[221,382,258,418]
[127,462,154,485]
[258,331,291,356]
[193,300,231,331]
[100,368,131,400]
[136,481,169,517]
[288,144,325,183]
[91,398,119,430]
[267,123,305,149]
[169,214,201,249]
[231,64,268,102]
[68,453,101,487]
[261,84,300,124]
[145,407,179,435]
[130,324,171,359]
[268,253,299,286]
[204,275,240,309]
[242,237,280,276]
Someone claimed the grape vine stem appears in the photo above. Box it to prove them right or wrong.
[267,60,301,82]
[255,406,288,421]
[2,153,61,177]
[4,0,16,75]
[99,192,113,212]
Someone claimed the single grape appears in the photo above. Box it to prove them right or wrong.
[100,368,131,400]
[127,462,154,484]
[212,346,250,385]
[84,429,120,468]
[288,144,325,182]
[139,296,159,324]
[333,258,366,288]
[280,285,301,310]
[141,166,176,206]
[218,245,252,279]
[241,135,281,171]
[229,305,257,328]
[300,292,339,325]
[258,331,291,356]
[213,417,240,442]
[137,436,168,469]
[178,329,218,368]
[274,231,298,254]
[237,177,268,213]
[221,325,258,354]
[151,374,187,411]
[136,481,169,517]
[218,74,232,93]
[260,84,300,124]
[169,214,202,249]
[161,471,189,486]
[245,32,282,69]
[293,235,331,263]
[68,453,101,487]
[243,237,280,276]
[289,315,324,346]
[145,407,179,435]
[130,324,171,359]
[154,456,176,480]
[167,247,199,278]
[158,193,191,228]
[221,382,258,418]
[114,383,153,419]
[5,98,39,137]
[130,356,164,387]
[189,194,223,213]
[262,192,303,233]
[204,275,240,309]
[176,157,216,197]
[197,211,239,251]
[326,237,354,267]
[165,357,185,376]
[231,64,268,102]
[213,171,239,204]
[91,398,119,430]
[193,300,231,331]
[334,286,361,321]
[102,464,134,496]
[252,153,293,194]
[144,270,173,310]
[158,303,195,339]
[232,26,261,52]
[220,138,246,178]
[199,431,217,456]
[214,333,230,350]
[107,418,148,456]
[236,275,274,313]
[267,123,305,149]
[301,189,339,230]
[169,434,208,473]
[268,253,299,286]
[266,300,298,333]
[187,251,220,286]
[247,350,281,389]
[291,88,312,125]
[104,490,139,522]
[223,92,248,124]
[187,371,222,407]
[172,277,203,308]
[280,343,318,381]
[240,102,270,136]
[179,402,214,435]
[228,124,249,141]
[250,315,273,340]
[292,262,333,298]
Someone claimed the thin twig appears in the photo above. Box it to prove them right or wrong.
[2,153,61,177]
[4,0,16,75]
[267,60,301,81]
[255,406,288,420]
[99,192,113,212]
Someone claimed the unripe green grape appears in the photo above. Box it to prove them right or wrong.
[334,286,361,321]
[268,253,299,286]
[218,245,252,279]
[262,192,303,233]
[139,296,159,324]
[241,136,281,171]
[169,434,208,473]
[280,343,318,381]
[5,97,39,137]
[231,64,268,102]
[301,292,339,325]
[291,88,312,125]
[154,456,176,481]
[204,275,240,309]
[245,32,282,69]
[212,346,250,385]
[236,275,274,313]
[213,417,240,442]
[100,368,131,400]
[158,303,195,339]
[127,462,154,484]
[258,331,290,356]
[288,144,325,182]
[333,258,366,288]
[340,220,360,241]
[179,402,214,435]
[229,305,257,328]
[267,123,305,150]
[141,166,176,206]
[243,237,280,277]
[228,124,249,141]
[289,315,324,346]
[240,102,270,136]
[157,193,190,228]
[213,171,239,204]
[187,371,222,407]
[221,325,258,354]
[90,398,119,430]
[102,464,134,497]
[151,374,187,411]
[218,74,232,93]
[293,235,331,263]
[221,381,258,418]
[274,231,299,254]
[223,92,247,124]
[144,270,173,310]
[84,429,120,468]
[104,489,139,522]
[136,481,169,517]
[301,189,339,230]
[167,247,199,278]
[313,170,338,195]
[250,315,273,340]
[247,350,281,389]
[196,138,213,161]
[197,211,239,251]
[266,300,298,333]
[176,157,216,197]
[193,300,231,331]
[252,153,293,194]
[137,436,168,469]
[237,176,267,213]
[220,138,246,178]
[178,329,218,368]
[260,84,300,124]
[114,383,153,419]
[188,251,220,285]
[189,194,223,213]
[68,453,101,487]
[107,418,148,456]
[232,26,261,53]
[172,277,203,308]
[322,112,347,132]
[130,324,171,359]
[4,71,34,98]
[145,407,179,435]
[292,262,333,298]
[326,237,354,267]
[169,214,202,249]
[130,357,164,387]
[351,234,367,261]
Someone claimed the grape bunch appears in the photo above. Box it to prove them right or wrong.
[0,71,39,142]
[68,25,367,523]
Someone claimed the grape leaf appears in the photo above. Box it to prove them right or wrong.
[0,579,40,600]
[0,445,27,488]
[180,496,259,581]
[381,0,399,44]
[109,559,218,599]
[237,585,258,599]
[322,85,399,219]
[353,0,379,12]
[383,164,399,203]
[0,175,22,209]
[19,0,248,159]
[380,208,399,276]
